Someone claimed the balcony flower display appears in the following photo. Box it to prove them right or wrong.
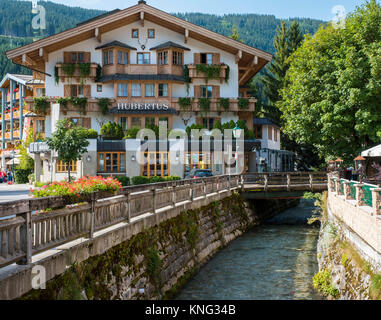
[30,175,122,200]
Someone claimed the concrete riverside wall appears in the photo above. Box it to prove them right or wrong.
[315,190,381,300]
[327,190,381,270]
[1,194,298,300]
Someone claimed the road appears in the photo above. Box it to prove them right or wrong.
[0,183,32,203]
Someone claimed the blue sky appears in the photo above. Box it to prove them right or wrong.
[42,0,368,20]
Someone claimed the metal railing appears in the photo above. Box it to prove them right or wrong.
[0,174,242,269]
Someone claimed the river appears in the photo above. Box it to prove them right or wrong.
[175,199,322,300]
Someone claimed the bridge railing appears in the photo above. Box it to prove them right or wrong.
[0,174,243,269]
[328,175,381,215]
[244,172,328,191]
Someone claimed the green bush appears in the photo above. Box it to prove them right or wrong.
[79,128,98,139]
[218,98,230,111]
[198,98,210,114]
[178,97,192,111]
[15,168,33,184]
[186,124,205,137]
[132,176,181,185]
[238,98,250,110]
[33,97,50,115]
[312,270,339,298]
[124,127,141,139]
[116,176,130,187]
[101,122,124,140]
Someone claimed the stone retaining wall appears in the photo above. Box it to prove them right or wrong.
[16,195,298,300]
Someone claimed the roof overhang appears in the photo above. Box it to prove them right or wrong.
[0,74,34,89]
[6,2,272,85]
[362,144,381,157]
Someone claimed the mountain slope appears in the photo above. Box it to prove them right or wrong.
[0,1,324,76]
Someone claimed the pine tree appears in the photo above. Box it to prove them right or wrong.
[261,21,290,122]
[287,20,303,54]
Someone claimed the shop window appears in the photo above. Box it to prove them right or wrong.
[184,152,213,174]
[97,152,126,173]
[56,160,77,173]
[158,84,168,97]
[118,117,128,131]
[131,117,142,128]
[142,152,169,177]
[145,84,155,97]
[148,29,155,39]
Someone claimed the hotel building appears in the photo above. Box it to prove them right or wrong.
[4,1,292,182]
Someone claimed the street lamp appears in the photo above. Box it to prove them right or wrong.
[233,125,242,175]
[354,155,366,183]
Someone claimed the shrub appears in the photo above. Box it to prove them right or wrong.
[186,124,205,137]
[55,97,70,111]
[70,97,88,114]
[82,129,98,139]
[312,270,339,298]
[195,64,221,81]
[131,176,181,185]
[124,127,140,139]
[15,168,33,184]
[116,176,130,187]
[34,181,48,188]
[132,176,150,185]
[30,175,122,199]
[101,122,124,140]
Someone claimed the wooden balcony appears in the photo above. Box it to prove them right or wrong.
[102,64,184,78]
[171,98,256,113]
[56,63,98,81]
[187,64,228,83]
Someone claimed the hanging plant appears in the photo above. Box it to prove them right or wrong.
[184,64,191,95]
[224,64,230,83]
[238,98,250,110]
[98,98,111,115]
[178,97,193,111]
[33,97,50,115]
[54,66,59,85]
[56,97,70,113]
[95,64,102,82]
[198,98,210,114]
[196,64,222,83]
[70,97,88,115]
[78,63,91,85]
[218,98,230,112]
[62,63,76,78]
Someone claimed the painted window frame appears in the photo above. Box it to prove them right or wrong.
[97,152,126,173]
[56,160,77,173]
[132,29,139,38]
[141,152,170,177]
[148,29,155,39]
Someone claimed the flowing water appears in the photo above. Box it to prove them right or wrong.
[175,199,322,300]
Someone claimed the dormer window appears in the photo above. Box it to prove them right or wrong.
[201,53,213,65]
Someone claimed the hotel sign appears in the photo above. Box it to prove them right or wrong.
[117,103,169,111]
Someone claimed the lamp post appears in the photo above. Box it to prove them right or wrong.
[233,125,242,175]
[354,155,366,183]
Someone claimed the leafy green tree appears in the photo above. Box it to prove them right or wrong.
[230,25,240,41]
[278,0,381,164]
[47,119,89,181]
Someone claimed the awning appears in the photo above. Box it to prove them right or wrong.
[361,144,381,157]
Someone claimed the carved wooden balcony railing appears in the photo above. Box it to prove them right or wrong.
[55,63,98,81]
[187,64,228,83]
[171,98,256,113]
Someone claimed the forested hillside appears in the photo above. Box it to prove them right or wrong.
[0,0,324,76]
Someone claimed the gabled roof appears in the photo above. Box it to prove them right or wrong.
[95,40,137,50]
[0,74,34,89]
[150,41,190,51]
[6,2,272,85]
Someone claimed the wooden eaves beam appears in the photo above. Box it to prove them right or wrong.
[239,56,259,86]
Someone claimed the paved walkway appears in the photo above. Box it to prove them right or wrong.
[0,183,32,203]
